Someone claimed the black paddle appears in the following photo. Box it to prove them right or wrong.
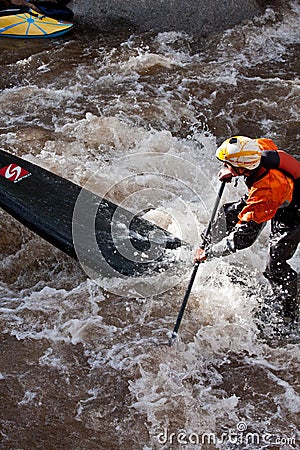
[169,181,226,346]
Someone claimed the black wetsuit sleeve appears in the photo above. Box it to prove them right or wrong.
[208,220,265,258]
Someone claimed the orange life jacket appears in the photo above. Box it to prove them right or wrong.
[238,139,297,224]
[257,138,278,151]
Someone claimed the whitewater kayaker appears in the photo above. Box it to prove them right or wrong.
[0,0,73,19]
[195,136,300,323]
[0,0,41,13]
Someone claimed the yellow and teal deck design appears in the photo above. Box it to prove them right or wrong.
[0,10,73,38]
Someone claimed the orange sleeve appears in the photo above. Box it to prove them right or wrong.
[238,170,294,224]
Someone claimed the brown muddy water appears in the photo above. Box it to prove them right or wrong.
[0,1,299,449]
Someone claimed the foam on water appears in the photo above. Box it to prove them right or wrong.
[0,1,299,448]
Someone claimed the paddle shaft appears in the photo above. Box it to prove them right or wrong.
[169,181,226,345]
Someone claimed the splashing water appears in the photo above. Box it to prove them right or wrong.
[0,1,299,449]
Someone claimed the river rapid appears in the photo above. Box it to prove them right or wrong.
[0,1,299,449]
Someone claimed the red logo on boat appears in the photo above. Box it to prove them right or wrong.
[0,164,31,183]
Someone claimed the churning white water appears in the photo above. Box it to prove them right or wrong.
[0,1,299,449]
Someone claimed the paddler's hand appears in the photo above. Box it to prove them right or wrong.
[194,248,207,264]
[11,0,41,13]
[218,166,234,182]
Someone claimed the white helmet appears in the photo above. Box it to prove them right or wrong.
[216,136,262,170]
